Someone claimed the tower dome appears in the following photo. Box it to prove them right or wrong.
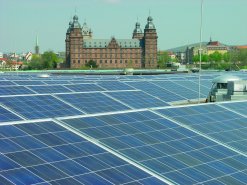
[133,22,142,34]
[71,14,81,29]
[67,20,73,33]
[73,15,78,21]
[145,16,155,29]
[81,21,92,39]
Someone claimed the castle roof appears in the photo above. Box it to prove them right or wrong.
[83,39,141,48]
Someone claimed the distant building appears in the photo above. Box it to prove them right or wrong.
[175,51,186,64]
[235,45,247,50]
[25,52,32,61]
[185,38,229,63]
[206,38,228,55]
[64,14,158,69]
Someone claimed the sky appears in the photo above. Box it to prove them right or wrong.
[0,0,246,53]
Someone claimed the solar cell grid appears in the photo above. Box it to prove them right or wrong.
[0,121,165,185]
[126,81,185,102]
[56,92,130,114]
[97,81,135,91]
[156,104,247,155]
[0,86,35,96]
[28,85,72,94]
[106,91,169,109]
[65,83,105,92]
[153,81,203,100]
[0,95,83,119]
[62,110,247,184]
[0,105,23,123]
[13,80,46,85]
[220,101,247,116]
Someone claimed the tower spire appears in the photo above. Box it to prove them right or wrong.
[36,35,39,47]
[35,35,40,55]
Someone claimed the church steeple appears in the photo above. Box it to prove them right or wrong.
[35,35,39,55]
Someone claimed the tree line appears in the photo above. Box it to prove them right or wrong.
[158,49,247,70]
[24,51,63,70]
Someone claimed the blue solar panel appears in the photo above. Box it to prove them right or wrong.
[0,81,16,86]
[97,81,134,91]
[156,104,247,154]
[220,101,247,115]
[0,86,35,96]
[13,80,46,85]
[154,81,204,100]
[0,95,83,119]
[62,110,247,184]
[126,81,186,102]
[65,84,105,92]
[0,121,165,184]
[43,80,72,85]
[106,91,169,108]
[0,106,23,123]
[56,92,130,114]
[28,85,72,94]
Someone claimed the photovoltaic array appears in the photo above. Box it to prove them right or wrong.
[1,72,247,185]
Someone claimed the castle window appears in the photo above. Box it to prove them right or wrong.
[115,60,117,64]
[105,60,107,63]
[125,60,127,64]
[110,60,112,63]
[73,60,76,63]
[85,60,87,63]
[78,60,80,64]
[100,60,103,63]
[120,60,122,63]
[135,60,138,64]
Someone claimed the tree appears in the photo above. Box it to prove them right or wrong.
[85,60,98,68]
[42,51,59,69]
[209,51,222,62]
[158,51,170,68]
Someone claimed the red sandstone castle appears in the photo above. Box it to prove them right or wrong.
[65,14,158,69]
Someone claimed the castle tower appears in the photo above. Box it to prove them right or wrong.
[132,21,144,40]
[81,21,93,39]
[35,35,39,55]
[144,16,158,68]
[65,20,72,68]
[68,14,83,68]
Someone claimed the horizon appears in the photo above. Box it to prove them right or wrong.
[0,0,246,53]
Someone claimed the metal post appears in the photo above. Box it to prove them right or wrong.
[199,0,203,103]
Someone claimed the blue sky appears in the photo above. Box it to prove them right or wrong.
[0,0,246,53]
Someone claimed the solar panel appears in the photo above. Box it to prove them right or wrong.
[0,121,166,185]
[156,104,247,154]
[43,80,72,85]
[153,81,204,100]
[13,80,46,85]
[220,101,247,116]
[0,95,83,119]
[61,110,247,184]
[0,81,16,86]
[65,84,105,92]
[0,86,35,96]
[0,105,23,123]
[126,81,186,102]
[56,92,131,114]
[28,85,72,94]
[97,81,135,91]
[105,91,169,109]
